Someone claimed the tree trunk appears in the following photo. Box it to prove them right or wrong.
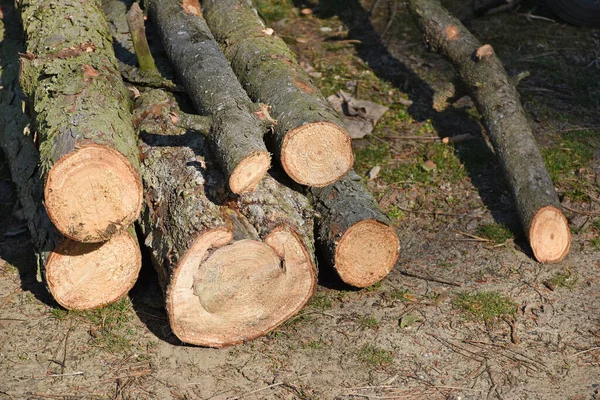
[0,9,141,310]
[311,171,400,288]
[17,0,143,243]
[135,89,315,347]
[407,0,570,263]
[145,0,271,194]
[202,0,354,187]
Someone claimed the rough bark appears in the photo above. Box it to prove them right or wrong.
[311,171,400,288]
[0,6,141,310]
[407,0,570,263]
[17,0,143,243]
[145,0,271,194]
[202,0,354,187]
[135,89,315,347]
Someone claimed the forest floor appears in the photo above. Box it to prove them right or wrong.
[1,0,600,399]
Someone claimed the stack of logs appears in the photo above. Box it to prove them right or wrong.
[0,0,569,347]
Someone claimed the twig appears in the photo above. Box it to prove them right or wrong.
[563,204,600,216]
[228,382,284,400]
[567,346,600,358]
[33,372,85,380]
[518,12,556,23]
[396,205,466,217]
[398,269,462,287]
[453,230,491,242]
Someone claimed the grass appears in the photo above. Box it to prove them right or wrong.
[389,288,411,302]
[356,315,378,329]
[254,0,296,23]
[49,298,136,353]
[545,270,579,290]
[591,237,600,250]
[356,344,393,368]
[476,223,514,244]
[308,292,333,311]
[454,291,517,324]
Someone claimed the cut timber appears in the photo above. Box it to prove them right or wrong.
[18,0,142,243]
[202,0,354,187]
[145,0,270,194]
[135,89,315,347]
[46,229,142,310]
[311,171,400,288]
[0,12,141,311]
[407,0,570,263]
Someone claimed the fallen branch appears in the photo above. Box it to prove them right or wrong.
[203,0,354,187]
[408,0,571,263]
[145,0,271,194]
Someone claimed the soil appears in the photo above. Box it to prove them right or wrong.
[1,0,600,399]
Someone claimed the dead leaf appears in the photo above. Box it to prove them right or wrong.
[400,314,423,329]
[368,166,381,181]
[327,90,389,139]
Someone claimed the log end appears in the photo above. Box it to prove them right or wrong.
[169,227,315,347]
[44,144,143,243]
[46,230,142,310]
[229,151,271,194]
[529,206,571,264]
[335,220,400,288]
[281,122,353,187]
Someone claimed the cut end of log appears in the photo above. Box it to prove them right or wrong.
[445,25,460,40]
[281,122,353,187]
[44,144,143,243]
[46,230,142,310]
[475,44,495,60]
[229,151,271,194]
[335,220,400,288]
[529,206,571,264]
[169,227,315,347]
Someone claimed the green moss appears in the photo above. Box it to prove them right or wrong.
[254,0,296,23]
[546,270,578,289]
[309,292,333,311]
[476,223,514,244]
[454,291,516,324]
[389,288,411,302]
[387,205,405,221]
[356,344,393,368]
[590,237,600,250]
[357,315,378,329]
[542,130,596,182]
[363,280,383,292]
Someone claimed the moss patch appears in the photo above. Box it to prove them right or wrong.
[454,291,517,324]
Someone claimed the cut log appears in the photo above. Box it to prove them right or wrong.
[0,11,141,310]
[135,89,315,347]
[407,0,571,263]
[202,0,354,187]
[311,171,400,288]
[17,0,143,243]
[145,0,271,194]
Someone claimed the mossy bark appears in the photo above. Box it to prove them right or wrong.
[1,7,141,309]
[18,0,140,175]
[145,0,270,194]
[408,0,570,263]
[202,0,353,187]
[135,89,315,346]
[310,170,399,287]
[17,0,142,243]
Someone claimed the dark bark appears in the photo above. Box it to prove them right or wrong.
[17,0,142,243]
[145,0,271,194]
[135,89,315,347]
[408,0,570,263]
[202,0,354,187]
[311,171,400,287]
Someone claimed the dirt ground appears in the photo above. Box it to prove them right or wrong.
[1,0,600,399]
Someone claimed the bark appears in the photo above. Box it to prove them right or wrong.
[0,7,141,310]
[126,2,157,73]
[311,171,400,288]
[145,0,271,194]
[17,0,143,243]
[407,0,570,263]
[135,89,315,347]
[202,0,354,187]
